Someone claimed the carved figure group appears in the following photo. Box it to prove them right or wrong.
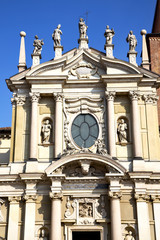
[79,203,92,217]
[33,35,44,55]
[104,25,115,45]
[126,31,137,51]
[79,18,88,39]
[52,24,62,46]
[117,119,128,143]
[41,120,52,143]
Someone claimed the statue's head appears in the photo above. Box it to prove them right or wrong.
[57,24,61,29]
[35,35,38,39]
[128,231,132,236]
[130,30,133,35]
[80,18,84,22]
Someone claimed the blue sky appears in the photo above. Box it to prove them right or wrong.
[0,0,157,127]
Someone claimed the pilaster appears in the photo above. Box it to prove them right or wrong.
[7,196,21,240]
[53,93,63,158]
[50,179,62,240]
[129,91,142,159]
[105,91,116,158]
[14,95,26,162]
[29,92,40,162]
[135,193,151,240]
[151,195,160,240]
[10,94,16,163]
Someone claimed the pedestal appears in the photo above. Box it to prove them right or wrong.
[54,46,63,59]
[127,51,137,66]
[32,54,41,67]
[104,44,114,58]
[78,37,88,49]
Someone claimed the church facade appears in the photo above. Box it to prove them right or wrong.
[0,17,160,240]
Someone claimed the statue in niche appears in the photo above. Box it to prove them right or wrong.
[41,119,52,144]
[124,231,135,240]
[52,24,62,46]
[117,118,128,143]
[79,203,92,217]
[126,31,137,51]
[79,18,88,39]
[104,25,115,45]
[39,229,48,240]
[33,35,44,55]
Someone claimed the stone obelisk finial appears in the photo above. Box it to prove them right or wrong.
[141,29,150,70]
[18,31,27,72]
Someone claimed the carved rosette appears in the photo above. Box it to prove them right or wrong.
[29,92,40,103]
[53,93,64,102]
[105,91,116,101]
[109,191,122,199]
[49,192,63,200]
[151,195,160,203]
[142,94,159,104]
[129,91,140,101]
[8,196,21,203]
[134,193,150,202]
[23,195,37,203]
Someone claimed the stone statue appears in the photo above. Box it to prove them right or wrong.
[79,18,88,39]
[117,119,128,143]
[104,25,115,45]
[52,24,62,46]
[124,231,135,240]
[39,229,48,240]
[95,139,108,156]
[33,35,44,55]
[79,203,92,217]
[41,120,52,143]
[126,31,137,51]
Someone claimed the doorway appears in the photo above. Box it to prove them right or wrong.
[72,231,100,240]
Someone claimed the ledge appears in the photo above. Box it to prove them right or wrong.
[61,219,76,223]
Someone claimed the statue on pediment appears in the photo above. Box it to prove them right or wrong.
[104,25,115,45]
[33,35,44,55]
[52,24,62,46]
[79,18,88,39]
[126,31,137,51]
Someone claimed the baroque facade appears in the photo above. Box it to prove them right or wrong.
[0,17,160,240]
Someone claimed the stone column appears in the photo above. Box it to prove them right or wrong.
[105,91,116,158]
[50,192,62,240]
[7,196,21,240]
[109,191,122,240]
[135,194,151,240]
[10,94,17,163]
[53,93,63,158]
[23,195,37,240]
[151,195,160,240]
[29,92,40,160]
[129,91,142,159]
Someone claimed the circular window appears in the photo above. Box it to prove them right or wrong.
[71,114,99,148]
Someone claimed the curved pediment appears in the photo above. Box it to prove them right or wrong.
[45,153,126,178]
[26,48,144,79]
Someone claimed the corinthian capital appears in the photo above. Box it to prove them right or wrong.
[108,191,122,199]
[49,192,63,200]
[151,195,160,202]
[23,194,37,202]
[142,94,159,104]
[134,193,150,202]
[11,93,26,106]
[53,93,64,102]
[105,91,116,101]
[29,92,40,102]
[129,91,140,101]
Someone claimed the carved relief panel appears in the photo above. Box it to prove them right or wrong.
[64,196,107,225]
